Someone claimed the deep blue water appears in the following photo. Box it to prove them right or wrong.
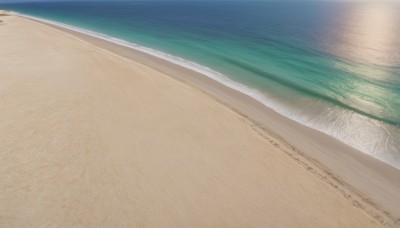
[2,1,400,168]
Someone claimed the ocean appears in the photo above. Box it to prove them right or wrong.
[2,1,400,168]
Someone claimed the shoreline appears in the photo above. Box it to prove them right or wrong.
[14,12,400,170]
[20,14,400,220]
[1,12,399,226]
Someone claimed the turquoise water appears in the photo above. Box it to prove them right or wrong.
[3,1,400,168]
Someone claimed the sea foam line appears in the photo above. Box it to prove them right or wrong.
[13,11,382,161]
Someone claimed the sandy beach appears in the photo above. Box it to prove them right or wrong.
[0,14,398,227]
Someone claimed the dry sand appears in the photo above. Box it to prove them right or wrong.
[0,15,396,227]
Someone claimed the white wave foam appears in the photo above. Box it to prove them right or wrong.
[10,12,357,129]
[14,11,399,168]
